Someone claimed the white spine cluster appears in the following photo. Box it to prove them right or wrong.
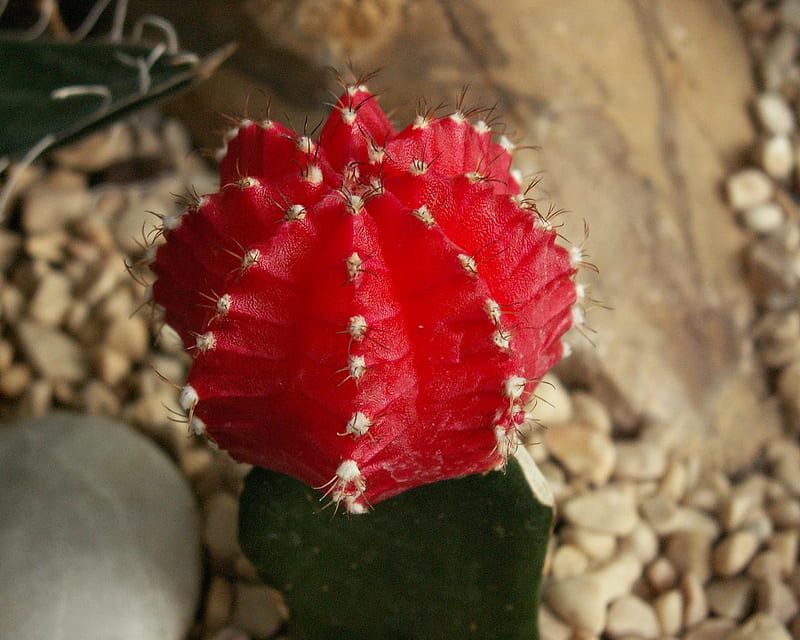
[411,205,435,227]
[344,412,372,438]
[348,315,368,342]
[458,253,478,276]
[331,460,367,514]
[195,331,216,353]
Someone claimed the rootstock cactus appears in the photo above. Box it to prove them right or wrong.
[150,77,589,513]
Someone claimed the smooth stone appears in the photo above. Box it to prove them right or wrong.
[706,576,754,620]
[544,422,616,484]
[203,491,241,563]
[759,136,794,179]
[755,92,796,135]
[742,201,786,233]
[646,557,677,592]
[641,495,720,538]
[15,321,88,382]
[618,521,659,565]
[725,612,792,640]
[231,584,288,639]
[0,413,201,640]
[526,372,573,426]
[544,553,641,635]
[614,440,667,480]
[562,486,638,535]
[713,530,761,577]
[756,577,799,623]
[683,617,735,640]
[665,531,712,583]
[726,167,774,211]
[605,594,659,639]
[538,603,572,640]
[681,572,708,628]
[653,589,683,637]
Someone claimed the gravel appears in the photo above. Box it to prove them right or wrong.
[1,4,799,638]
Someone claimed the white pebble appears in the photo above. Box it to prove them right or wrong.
[653,589,683,637]
[231,583,288,638]
[605,594,660,639]
[726,168,774,210]
[713,530,761,577]
[756,92,796,135]
[725,612,793,640]
[562,486,639,535]
[760,135,794,179]
[742,202,785,234]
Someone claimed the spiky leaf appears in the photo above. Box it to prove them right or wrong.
[0,38,232,162]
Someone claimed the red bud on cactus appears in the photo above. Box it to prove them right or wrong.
[150,80,581,513]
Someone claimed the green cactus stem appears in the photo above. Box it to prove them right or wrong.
[239,447,554,640]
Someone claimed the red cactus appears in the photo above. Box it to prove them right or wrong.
[150,82,579,513]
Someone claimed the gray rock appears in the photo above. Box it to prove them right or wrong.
[0,413,201,640]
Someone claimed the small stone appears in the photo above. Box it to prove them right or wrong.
[658,459,689,502]
[18,379,53,417]
[562,486,638,535]
[722,475,766,531]
[743,201,786,234]
[545,422,616,484]
[750,550,785,580]
[561,526,617,562]
[726,612,793,640]
[231,584,288,639]
[0,283,24,323]
[713,530,761,577]
[551,544,589,580]
[233,554,261,583]
[726,168,774,210]
[105,315,151,362]
[15,321,88,382]
[27,269,72,327]
[757,577,799,623]
[22,185,91,233]
[544,554,642,635]
[94,347,131,387]
[526,373,572,426]
[641,495,720,538]
[769,530,798,577]
[619,521,659,564]
[605,594,659,639]
[81,380,121,415]
[706,576,755,620]
[614,440,667,480]
[570,391,612,434]
[52,123,135,171]
[681,571,708,627]
[665,531,713,583]
[538,603,572,640]
[759,136,794,179]
[683,617,735,640]
[204,576,233,633]
[0,363,32,399]
[646,557,677,592]
[653,589,683,637]
[203,491,241,563]
[755,93,796,135]
[24,231,68,263]
[683,485,721,512]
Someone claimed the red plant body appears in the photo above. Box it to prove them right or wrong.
[150,82,579,513]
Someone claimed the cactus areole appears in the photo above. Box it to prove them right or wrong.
[150,82,580,513]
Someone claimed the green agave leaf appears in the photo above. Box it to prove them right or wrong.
[239,448,554,640]
[0,38,233,162]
